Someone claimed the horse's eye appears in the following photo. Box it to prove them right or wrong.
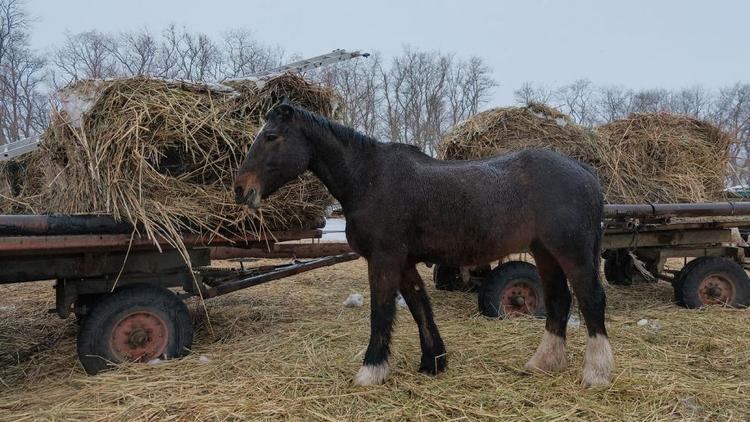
[266,134,278,142]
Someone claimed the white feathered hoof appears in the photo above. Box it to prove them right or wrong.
[524,330,567,374]
[352,363,390,386]
[581,334,614,388]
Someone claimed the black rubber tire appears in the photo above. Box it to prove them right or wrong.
[433,265,471,291]
[672,258,704,306]
[74,293,105,325]
[77,283,193,375]
[603,250,634,285]
[673,256,750,309]
[478,261,546,318]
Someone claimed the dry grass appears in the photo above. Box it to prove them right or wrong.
[0,74,336,244]
[1,259,749,420]
[439,104,733,204]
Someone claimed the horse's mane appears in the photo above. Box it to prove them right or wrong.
[270,103,429,158]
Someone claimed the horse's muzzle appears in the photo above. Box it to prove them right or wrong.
[234,185,261,209]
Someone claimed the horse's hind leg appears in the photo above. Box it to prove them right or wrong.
[556,252,614,388]
[400,265,447,375]
[525,242,571,373]
[353,256,400,386]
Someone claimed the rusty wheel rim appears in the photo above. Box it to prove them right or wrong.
[109,311,169,362]
[698,274,735,306]
[501,280,539,317]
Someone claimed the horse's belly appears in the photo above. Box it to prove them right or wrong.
[413,224,530,267]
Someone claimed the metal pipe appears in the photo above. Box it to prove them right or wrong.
[203,253,359,298]
[604,202,750,219]
[0,214,135,236]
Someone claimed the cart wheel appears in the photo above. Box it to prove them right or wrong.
[673,256,750,309]
[603,250,634,285]
[433,265,468,291]
[77,283,193,375]
[74,293,104,325]
[672,258,704,306]
[478,261,545,318]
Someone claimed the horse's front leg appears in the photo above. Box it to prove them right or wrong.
[353,257,400,386]
[400,266,447,375]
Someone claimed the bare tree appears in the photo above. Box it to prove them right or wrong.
[316,52,382,137]
[446,56,496,126]
[222,29,284,78]
[109,29,159,76]
[514,82,554,105]
[0,0,47,144]
[51,30,118,86]
[382,48,453,152]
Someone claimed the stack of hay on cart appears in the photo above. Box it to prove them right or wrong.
[438,104,733,203]
[0,74,336,243]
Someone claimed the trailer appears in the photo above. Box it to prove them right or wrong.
[432,202,750,318]
[4,202,750,372]
[0,214,358,374]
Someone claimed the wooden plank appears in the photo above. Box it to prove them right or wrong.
[601,229,732,250]
[0,230,321,256]
[0,249,210,284]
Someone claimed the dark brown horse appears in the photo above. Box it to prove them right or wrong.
[234,99,613,388]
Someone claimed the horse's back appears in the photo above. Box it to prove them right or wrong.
[365,147,603,266]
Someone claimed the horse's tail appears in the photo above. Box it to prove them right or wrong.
[591,180,605,280]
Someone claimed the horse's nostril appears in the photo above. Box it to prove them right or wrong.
[248,188,256,198]
[234,186,244,199]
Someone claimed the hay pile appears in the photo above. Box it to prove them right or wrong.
[0,74,336,242]
[597,113,732,203]
[439,104,732,203]
[2,259,750,419]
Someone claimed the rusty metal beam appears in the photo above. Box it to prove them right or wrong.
[210,242,353,259]
[0,229,322,256]
[203,252,360,298]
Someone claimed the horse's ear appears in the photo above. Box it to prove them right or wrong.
[275,103,294,120]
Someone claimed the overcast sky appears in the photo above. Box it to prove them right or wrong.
[25,0,750,105]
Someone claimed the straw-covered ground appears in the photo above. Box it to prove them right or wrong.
[1,259,749,420]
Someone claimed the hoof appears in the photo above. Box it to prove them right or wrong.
[352,363,389,386]
[582,334,614,389]
[581,371,612,389]
[525,331,567,374]
[524,354,567,374]
[418,353,447,375]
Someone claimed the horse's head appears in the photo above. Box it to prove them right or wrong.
[234,99,312,209]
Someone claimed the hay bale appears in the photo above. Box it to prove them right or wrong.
[597,113,732,203]
[438,103,599,164]
[439,104,732,203]
[1,74,336,243]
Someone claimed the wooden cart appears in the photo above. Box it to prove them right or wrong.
[0,214,358,374]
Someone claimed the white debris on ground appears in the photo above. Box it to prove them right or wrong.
[637,318,662,330]
[343,293,364,307]
[198,355,210,364]
[396,294,408,310]
[147,358,162,366]
[567,314,581,329]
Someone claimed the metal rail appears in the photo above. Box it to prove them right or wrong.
[202,252,360,298]
[243,49,369,78]
[604,202,750,219]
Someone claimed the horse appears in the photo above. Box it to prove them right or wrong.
[234,99,614,388]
